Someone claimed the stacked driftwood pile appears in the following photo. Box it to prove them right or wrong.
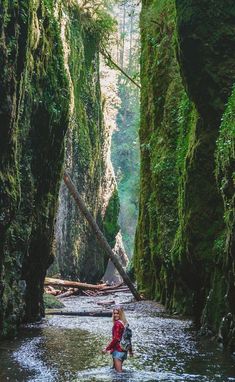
[44,277,130,299]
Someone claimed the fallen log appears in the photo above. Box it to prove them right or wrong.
[45,277,106,290]
[63,172,141,301]
[97,288,130,296]
[44,285,61,296]
[44,286,62,296]
[85,290,97,296]
[58,289,79,298]
[81,290,94,297]
[45,290,59,296]
[46,310,112,317]
[97,300,115,306]
[99,282,124,291]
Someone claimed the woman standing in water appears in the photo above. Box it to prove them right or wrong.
[102,306,133,372]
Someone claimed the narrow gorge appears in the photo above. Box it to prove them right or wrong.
[0,0,235,370]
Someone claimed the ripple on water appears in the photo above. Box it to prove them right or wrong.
[74,366,213,382]
[12,336,58,381]
[1,294,235,382]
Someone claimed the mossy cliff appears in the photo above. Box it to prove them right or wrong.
[134,0,235,349]
[0,0,69,337]
[0,1,119,337]
[54,5,120,283]
[214,87,235,350]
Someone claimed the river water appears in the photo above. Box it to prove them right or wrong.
[0,291,235,382]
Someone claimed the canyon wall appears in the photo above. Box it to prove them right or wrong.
[134,0,235,350]
[0,0,119,337]
[54,4,120,283]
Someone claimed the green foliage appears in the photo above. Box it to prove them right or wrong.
[216,86,235,215]
[134,0,181,301]
[54,3,119,284]
[91,9,117,47]
[77,0,117,50]
[0,0,70,335]
[103,188,120,249]
[43,293,65,309]
[126,258,136,282]
[214,88,235,349]
[135,0,235,349]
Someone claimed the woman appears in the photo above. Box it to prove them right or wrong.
[102,306,133,372]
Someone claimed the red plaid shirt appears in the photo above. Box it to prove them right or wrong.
[106,320,125,353]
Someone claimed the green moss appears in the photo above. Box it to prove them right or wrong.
[175,0,235,121]
[54,6,102,283]
[134,0,185,302]
[216,86,235,224]
[53,5,120,284]
[43,293,65,309]
[135,0,235,348]
[174,0,235,330]
[201,273,227,333]
[103,188,120,249]
[0,0,116,335]
[215,86,235,350]
[0,0,70,336]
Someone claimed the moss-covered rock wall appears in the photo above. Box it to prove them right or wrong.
[214,87,235,350]
[0,0,119,337]
[134,0,235,350]
[0,0,69,336]
[54,5,120,283]
[0,1,68,335]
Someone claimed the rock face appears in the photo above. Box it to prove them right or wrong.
[54,5,120,283]
[134,0,235,350]
[0,0,70,337]
[214,87,235,351]
[0,1,119,337]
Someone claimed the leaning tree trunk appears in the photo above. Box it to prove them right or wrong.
[63,172,141,301]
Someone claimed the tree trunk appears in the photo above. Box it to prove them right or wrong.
[46,310,112,317]
[44,277,106,290]
[101,50,141,89]
[129,6,134,70]
[63,172,141,301]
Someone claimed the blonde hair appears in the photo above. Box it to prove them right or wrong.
[112,306,127,325]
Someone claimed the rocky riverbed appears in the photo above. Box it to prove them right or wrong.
[0,291,235,381]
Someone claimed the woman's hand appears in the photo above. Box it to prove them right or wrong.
[129,350,134,357]
[102,348,107,354]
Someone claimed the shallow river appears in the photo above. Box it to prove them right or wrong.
[0,291,235,382]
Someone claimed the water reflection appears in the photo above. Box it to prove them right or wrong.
[0,293,235,382]
[75,366,212,382]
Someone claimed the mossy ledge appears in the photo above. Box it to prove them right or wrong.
[134,0,235,350]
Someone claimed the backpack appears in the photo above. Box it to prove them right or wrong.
[120,323,132,352]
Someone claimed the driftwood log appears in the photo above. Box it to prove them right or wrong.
[97,288,130,295]
[58,290,79,298]
[46,310,112,317]
[45,277,107,290]
[97,300,115,306]
[63,172,141,301]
